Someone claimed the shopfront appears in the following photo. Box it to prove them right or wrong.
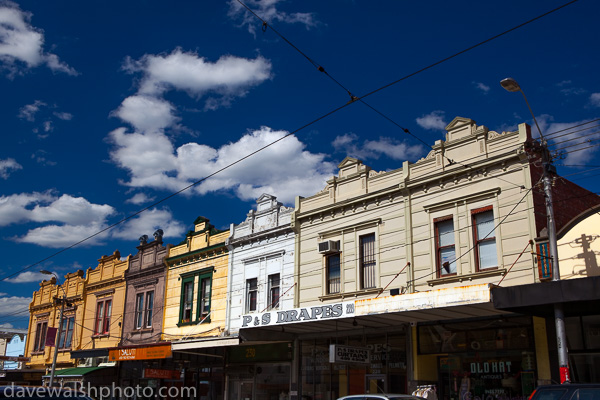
[417,316,537,400]
[301,330,408,400]
[226,342,293,400]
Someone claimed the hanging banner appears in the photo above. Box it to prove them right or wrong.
[329,344,370,364]
[45,327,58,347]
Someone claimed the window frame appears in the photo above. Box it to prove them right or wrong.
[179,276,195,325]
[359,233,376,289]
[58,316,75,349]
[33,320,48,352]
[144,291,154,328]
[326,253,341,294]
[267,273,280,310]
[94,298,112,336]
[472,206,498,271]
[197,271,212,322]
[135,292,145,329]
[246,278,258,313]
[435,215,457,277]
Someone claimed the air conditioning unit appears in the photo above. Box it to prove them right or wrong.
[318,240,339,254]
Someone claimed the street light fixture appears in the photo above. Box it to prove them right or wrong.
[40,270,66,388]
[500,78,571,384]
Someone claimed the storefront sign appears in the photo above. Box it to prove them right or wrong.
[228,342,293,363]
[143,368,180,379]
[109,343,172,361]
[0,356,30,362]
[329,344,370,364]
[240,301,355,328]
[470,361,512,374]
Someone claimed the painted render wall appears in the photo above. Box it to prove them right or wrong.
[226,194,295,335]
[292,117,540,308]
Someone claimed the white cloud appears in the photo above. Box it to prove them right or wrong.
[416,111,448,131]
[0,158,22,179]
[110,126,336,204]
[590,93,600,108]
[53,111,72,120]
[0,323,14,328]
[125,193,155,205]
[17,100,46,121]
[473,81,490,93]
[228,0,317,36]
[332,133,424,161]
[112,95,178,133]
[0,295,31,317]
[5,270,52,283]
[0,2,77,76]
[111,208,185,241]
[15,220,110,248]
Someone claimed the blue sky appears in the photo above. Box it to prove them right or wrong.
[1,0,599,329]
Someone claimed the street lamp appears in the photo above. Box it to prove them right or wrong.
[500,78,570,384]
[40,270,66,388]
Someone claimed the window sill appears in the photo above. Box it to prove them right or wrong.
[57,348,71,353]
[31,351,45,356]
[427,268,506,286]
[177,319,210,327]
[92,334,110,339]
[132,328,154,334]
[319,287,381,301]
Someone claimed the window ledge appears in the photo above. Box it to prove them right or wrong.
[132,328,154,334]
[319,287,381,301]
[31,351,45,356]
[92,334,110,339]
[177,319,210,327]
[427,268,506,286]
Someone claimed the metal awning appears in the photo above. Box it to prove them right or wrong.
[42,366,109,378]
[239,283,508,341]
[491,275,600,317]
[172,337,239,352]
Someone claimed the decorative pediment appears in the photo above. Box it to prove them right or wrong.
[445,117,477,142]
[337,157,368,178]
[337,156,361,169]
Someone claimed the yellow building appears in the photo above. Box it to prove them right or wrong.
[73,250,128,364]
[25,270,85,371]
[162,216,230,396]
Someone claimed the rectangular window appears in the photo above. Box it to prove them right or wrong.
[326,253,341,294]
[435,217,456,276]
[360,233,376,289]
[268,274,280,310]
[181,278,194,324]
[33,321,47,352]
[473,208,497,270]
[198,273,212,321]
[145,291,154,328]
[58,316,74,349]
[95,299,112,335]
[246,278,258,312]
[135,293,144,329]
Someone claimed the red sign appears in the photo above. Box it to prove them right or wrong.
[560,366,571,384]
[45,327,58,347]
[143,368,180,379]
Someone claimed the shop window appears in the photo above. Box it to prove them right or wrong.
[94,299,112,335]
[472,207,497,271]
[268,274,280,310]
[435,216,456,276]
[33,321,47,352]
[180,277,194,324]
[197,272,212,321]
[326,253,341,294]
[246,278,258,313]
[360,233,376,289]
[58,316,74,349]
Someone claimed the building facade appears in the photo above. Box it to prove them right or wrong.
[225,194,295,399]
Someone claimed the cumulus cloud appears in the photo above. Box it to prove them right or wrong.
[0,295,31,317]
[590,93,600,108]
[0,158,22,179]
[17,100,45,121]
[332,133,424,161]
[416,111,448,131]
[110,126,336,204]
[5,270,52,283]
[228,0,317,36]
[111,208,185,241]
[0,2,77,77]
[473,81,490,93]
[112,95,178,133]
[125,193,155,205]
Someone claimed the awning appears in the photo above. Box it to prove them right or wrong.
[239,283,507,341]
[491,275,600,317]
[108,343,172,361]
[172,337,239,352]
[42,366,107,378]
[70,349,108,359]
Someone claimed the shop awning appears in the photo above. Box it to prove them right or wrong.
[172,337,239,352]
[42,366,107,378]
[108,342,172,361]
[70,349,108,359]
[491,275,600,317]
[239,283,508,342]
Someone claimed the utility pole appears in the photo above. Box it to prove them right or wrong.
[501,78,570,384]
[41,270,67,388]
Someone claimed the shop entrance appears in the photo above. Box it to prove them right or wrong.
[365,374,386,394]
[229,380,253,400]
